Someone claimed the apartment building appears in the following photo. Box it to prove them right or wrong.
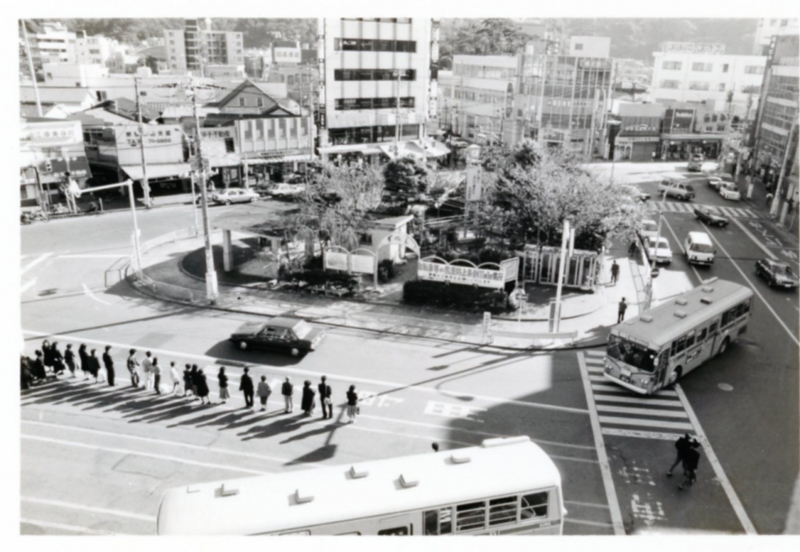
[650,42,766,118]
[29,21,77,67]
[753,18,799,55]
[164,19,244,74]
[317,18,446,164]
[74,33,116,66]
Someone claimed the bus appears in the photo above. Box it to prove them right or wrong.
[157,436,565,536]
[687,153,704,172]
[604,278,753,395]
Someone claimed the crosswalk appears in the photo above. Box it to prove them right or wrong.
[650,202,759,219]
[581,350,695,441]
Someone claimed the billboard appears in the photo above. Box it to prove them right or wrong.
[418,260,505,289]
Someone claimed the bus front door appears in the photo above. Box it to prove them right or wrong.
[654,351,670,389]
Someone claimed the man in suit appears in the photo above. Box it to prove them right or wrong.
[102,345,115,386]
[240,367,254,408]
[318,375,333,419]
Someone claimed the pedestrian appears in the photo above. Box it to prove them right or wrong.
[152,357,162,394]
[78,344,89,380]
[257,375,272,411]
[51,342,65,376]
[610,260,620,285]
[88,349,101,383]
[240,367,254,408]
[218,367,229,404]
[64,344,76,378]
[679,440,702,491]
[318,376,333,419]
[432,442,440,452]
[183,364,194,398]
[628,240,638,258]
[170,361,181,395]
[126,349,140,388]
[618,297,628,324]
[766,192,774,208]
[21,356,34,390]
[282,377,294,413]
[196,368,210,405]
[102,345,115,386]
[142,351,154,390]
[666,433,692,477]
[190,364,200,398]
[31,350,47,381]
[346,385,359,423]
[41,340,53,373]
[301,380,316,416]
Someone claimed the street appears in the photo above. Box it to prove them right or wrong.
[20,161,800,535]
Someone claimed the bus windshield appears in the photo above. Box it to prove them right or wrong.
[607,335,658,372]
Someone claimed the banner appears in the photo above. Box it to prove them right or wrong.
[500,257,520,283]
[351,254,375,274]
[418,260,505,289]
[324,251,348,271]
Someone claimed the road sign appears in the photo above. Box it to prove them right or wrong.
[651,268,660,278]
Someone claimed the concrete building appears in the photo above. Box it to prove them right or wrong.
[74,33,115,66]
[650,42,766,118]
[164,19,244,75]
[271,40,302,66]
[317,18,446,164]
[569,36,610,59]
[29,21,77,67]
[753,18,799,55]
[613,103,665,161]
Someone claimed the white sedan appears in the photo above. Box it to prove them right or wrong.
[718,182,741,201]
[644,236,673,265]
[210,188,260,205]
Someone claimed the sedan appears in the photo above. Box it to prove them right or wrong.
[230,317,326,356]
[644,236,673,265]
[270,183,306,199]
[694,206,729,227]
[718,182,741,201]
[639,219,658,241]
[210,188,259,205]
[755,259,799,289]
[707,176,731,191]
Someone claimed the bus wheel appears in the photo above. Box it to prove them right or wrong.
[670,367,683,386]
[718,337,730,355]
[239,341,248,350]
[290,348,300,357]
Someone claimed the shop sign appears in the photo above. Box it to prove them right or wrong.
[201,128,234,140]
[418,260,505,289]
[622,123,658,133]
[617,136,660,144]
[20,120,83,147]
[500,257,520,283]
[350,254,374,274]
[578,59,612,70]
[324,251,349,271]
[546,99,589,108]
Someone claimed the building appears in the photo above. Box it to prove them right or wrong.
[164,19,244,75]
[650,42,766,118]
[267,64,320,104]
[569,36,610,59]
[659,101,732,160]
[28,21,77,68]
[753,18,799,55]
[20,85,96,118]
[74,33,115,66]
[613,103,664,161]
[316,18,446,164]
[244,52,270,80]
[271,40,302,66]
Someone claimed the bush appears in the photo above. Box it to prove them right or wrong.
[377,259,397,283]
[403,279,510,314]
[282,269,360,292]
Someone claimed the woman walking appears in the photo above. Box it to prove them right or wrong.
[301,380,316,416]
[64,344,76,378]
[183,364,193,398]
[196,368,210,405]
[346,385,359,423]
[88,349,101,383]
[51,342,65,376]
[257,375,272,411]
[42,340,54,373]
[170,362,181,395]
[218,367,230,404]
[31,350,47,381]
[190,364,200,399]
[78,344,89,380]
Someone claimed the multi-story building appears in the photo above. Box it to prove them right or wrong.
[267,64,320,104]
[271,40,302,66]
[650,42,766,118]
[164,19,244,75]
[74,33,115,66]
[569,36,610,59]
[613,103,664,161]
[753,18,799,55]
[316,18,446,164]
[28,21,77,68]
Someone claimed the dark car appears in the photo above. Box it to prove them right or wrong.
[694,205,729,227]
[230,317,326,356]
[755,259,799,289]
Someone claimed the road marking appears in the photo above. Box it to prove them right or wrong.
[591,383,678,397]
[21,253,52,275]
[424,400,486,423]
[82,283,112,305]
[21,278,37,294]
[564,500,611,510]
[20,518,113,535]
[577,352,625,535]
[730,217,778,260]
[661,215,703,284]
[597,416,694,431]
[703,231,800,347]
[674,385,757,534]
[22,433,269,476]
[601,428,684,441]
[22,329,589,416]
[593,395,682,407]
[21,497,156,523]
[57,254,128,259]
[595,405,689,418]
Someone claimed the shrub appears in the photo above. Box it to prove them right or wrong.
[377,259,397,283]
[282,269,360,292]
[403,279,510,314]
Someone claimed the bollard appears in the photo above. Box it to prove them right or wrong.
[99,198,104,212]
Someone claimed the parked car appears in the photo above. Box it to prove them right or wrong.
[270,183,306,199]
[684,231,716,265]
[283,172,306,184]
[718,182,741,201]
[621,184,651,202]
[210,188,259,205]
[229,317,326,356]
[644,236,673,265]
[706,175,732,191]
[687,153,704,172]
[755,259,799,289]
[639,219,658,241]
[693,205,729,227]
[657,179,695,201]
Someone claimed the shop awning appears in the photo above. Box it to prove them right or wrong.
[208,153,241,168]
[660,133,725,141]
[378,141,426,160]
[120,163,191,181]
[242,153,314,165]
[415,139,451,158]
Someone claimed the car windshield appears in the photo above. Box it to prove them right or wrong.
[643,222,657,232]
[607,335,658,372]
[652,238,669,249]
[685,184,695,191]
[293,321,314,338]
[706,208,722,216]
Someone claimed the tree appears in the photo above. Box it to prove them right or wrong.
[381,157,429,211]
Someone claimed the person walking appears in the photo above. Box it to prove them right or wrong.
[88,349,101,383]
[190,364,200,399]
[257,375,272,411]
[628,240,638,258]
[31,350,47,381]
[142,352,154,390]
[301,380,316,416]
[51,342,65,376]
[170,362,181,395]
[679,440,702,491]
[218,367,229,404]
[78,344,89,380]
[240,367,254,409]
[183,364,194,398]
[41,340,54,373]
[196,368,210,405]
[610,260,620,285]
[281,377,294,414]
[346,385,359,423]
[64,344,76,378]
[21,356,34,390]
[126,349,140,388]
[152,358,162,394]
[618,297,628,323]
[102,345,115,386]
[666,433,692,477]
[318,376,333,419]
[432,442,440,452]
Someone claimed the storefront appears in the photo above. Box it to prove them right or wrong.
[660,134,723,161]
[615,136,660,161]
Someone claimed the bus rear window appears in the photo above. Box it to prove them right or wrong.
[520,492,548,519]
[607,335,657,372]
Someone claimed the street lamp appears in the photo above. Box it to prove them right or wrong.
[554,213,576,332]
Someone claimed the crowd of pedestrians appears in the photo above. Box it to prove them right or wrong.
[21,340,361,423]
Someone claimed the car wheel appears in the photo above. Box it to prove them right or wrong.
[290,348,300,357]
[249,197,255,203]
[239,341,248,350]
[669,367,683,386]
[718,337,730,356]
[225,200,231,206]
[768,276,775,287]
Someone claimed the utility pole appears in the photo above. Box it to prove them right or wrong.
[772,110,798,218]
[134,77,152,208]
[20,20,42,117]
[307,63,314,172]
[187,78,219,301]
[394,68,402,157]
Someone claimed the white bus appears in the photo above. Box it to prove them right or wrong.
[604,278,753,394]
[157,436,565,536]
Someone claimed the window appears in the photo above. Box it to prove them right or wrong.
[662,61,682,70]
[671,336,687,355]
[685,331,696,349]
[721,307,738,326]
[660,80,680,89]
[697,327,708,342]
[334,38,416,52]
[689,81,710,90]
[692,62,713,72]
[257,98,264,108]
[238,97,246,107]
[377,526,409,535]
[708,321,718,336]
[488,496,518,526]
[736,301,750,318]
[575,43,583,51]
[718,83,726,91]
[744,65,764,75]
[225,138,235,153]
[722,63,729,73]
[455,502,485,532]
[520,492,548,519]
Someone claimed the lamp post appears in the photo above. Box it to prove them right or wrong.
[554,214,575,332]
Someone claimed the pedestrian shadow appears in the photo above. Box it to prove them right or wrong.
[279,420,342,445]
[163,406,238,428]
[123,396,199,422]
[238,414,313,441]
[135,402,216,424]
[284,443,338,465]
[220,409,284,431]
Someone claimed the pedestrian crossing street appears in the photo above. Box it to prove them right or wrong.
[651,202,759,219]
[581,350,695,441]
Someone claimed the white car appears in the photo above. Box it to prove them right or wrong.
[718,182,741,201]
[639,219,658,242]
[644,236,673,265]
[657,179,696,201]
[210,188,259,205]
[270,183,306,199]
[706,175,732,191]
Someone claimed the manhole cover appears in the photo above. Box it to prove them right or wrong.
[718,383,734,392]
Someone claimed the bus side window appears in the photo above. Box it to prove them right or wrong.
[697,327,707,342]
[377,526,410,535]
[685,331,696,349]
[675,336,687,353]
[736,302,748,318]
[722,307,737,326]
[488,496,518,526]
[424,508,452,535]
[671,340,679,357]
[708,322,718,337]
[520,492,548,519]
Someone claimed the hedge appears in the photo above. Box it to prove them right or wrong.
[282,269,360,292]
[403,279,510,314]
